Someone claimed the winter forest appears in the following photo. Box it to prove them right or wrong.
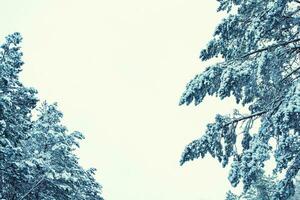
[1,0,300,200]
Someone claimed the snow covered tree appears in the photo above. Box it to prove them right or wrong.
[18,102,103,200]
[0,33,103,199]
[0,33,38,199]
[179,1,300,199]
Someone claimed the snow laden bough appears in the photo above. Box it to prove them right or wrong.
[179,0,300,199]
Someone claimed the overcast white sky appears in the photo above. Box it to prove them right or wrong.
[1,1,243,199]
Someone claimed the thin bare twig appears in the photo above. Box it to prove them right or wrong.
[18,176,45,200]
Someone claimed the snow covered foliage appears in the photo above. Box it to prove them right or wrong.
[226,172,277,200]
[225,191,239,200]
[225,172,300,200]
[290,174,300,200]
[0,33,103,199]
[179,1,300,199]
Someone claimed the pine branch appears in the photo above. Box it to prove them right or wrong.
[241,38,300,58]
[18,176,45,200]
[224,98,284,127]
[224,110,267,126]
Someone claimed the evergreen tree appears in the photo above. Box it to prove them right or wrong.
[19,102,103,200]
[0,33,38,199]
[179,1,300,199]
[0,33,103,199]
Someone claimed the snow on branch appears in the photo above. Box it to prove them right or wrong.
[241,38,300,59]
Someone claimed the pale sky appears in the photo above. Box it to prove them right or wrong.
[1,1,242,199]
